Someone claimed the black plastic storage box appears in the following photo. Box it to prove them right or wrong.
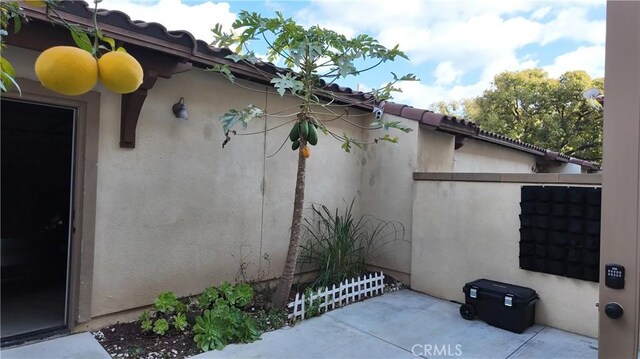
[460,279,539,333]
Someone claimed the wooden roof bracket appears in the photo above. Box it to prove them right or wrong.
[120,71,158,148]
[454,134,467,150]
[119,50,192,148]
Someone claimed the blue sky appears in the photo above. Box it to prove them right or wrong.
[105,0,606,109]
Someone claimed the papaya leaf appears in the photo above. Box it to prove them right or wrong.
[225,52,260,65]
[378,134,399,144]
[270,72,303,97]
[341,140,351,153]
[371,120,413,133]
[208,64,235,83]
[219,105,264,134]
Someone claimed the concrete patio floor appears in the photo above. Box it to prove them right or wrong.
[1,290,600,359]
[197,290,598,359]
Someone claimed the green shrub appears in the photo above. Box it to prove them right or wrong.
[255,308,287,332]
[154,292,185,314]
[141,283,262,352]
[197,282,253,310]
[152,318,169,335]
[304,287,326,318]
[198,287,219,309]
[173,313,188,332]
[193,304,260,351]
[299,198,404,287]
[139,291,189,335]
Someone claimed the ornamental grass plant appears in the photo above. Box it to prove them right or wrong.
[299,198,404,288]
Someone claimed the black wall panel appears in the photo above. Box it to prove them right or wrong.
[519,186,601,282]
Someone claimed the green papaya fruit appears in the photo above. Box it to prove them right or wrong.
[307,124,318,146]
[300,120,309,140]
[292,140,300,151]
[289,123,299,142]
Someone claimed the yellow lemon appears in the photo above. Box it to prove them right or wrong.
[35,46,98,96]
[98,51,143,94]
[23,0,47,7]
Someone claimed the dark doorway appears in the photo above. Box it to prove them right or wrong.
[1,99,75,343]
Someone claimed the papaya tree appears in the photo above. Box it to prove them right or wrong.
[211,11,416,308]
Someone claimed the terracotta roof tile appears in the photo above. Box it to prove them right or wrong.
[20,1,600,171]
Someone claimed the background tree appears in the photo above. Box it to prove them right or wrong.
[211,12,416,308]
[429,99,475,117]
[465,69,603,162]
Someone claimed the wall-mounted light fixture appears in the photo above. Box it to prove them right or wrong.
[172,97,188,120]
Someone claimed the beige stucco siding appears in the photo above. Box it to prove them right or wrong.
[8,44,595,336]
[358,114,420,282]
[91,72,367,316]
[411,181,599,338]
[90,70,274,316]
[7,46,366,317]
[454,140,536,173]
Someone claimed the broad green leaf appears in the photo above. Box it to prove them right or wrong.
[218,105,264,133]
[270,73,303,97]
[12,15,20,34]
[69,27,93,53]
[101,36,116,51]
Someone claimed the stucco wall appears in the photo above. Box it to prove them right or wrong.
[8,44,593,329]
[91,71,367,317]
[7,46,366,318]
[358,114,420,283]
[411,180,599,338]
[358,121,542,283]
[454,140,536,173]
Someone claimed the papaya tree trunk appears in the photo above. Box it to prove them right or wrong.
[272,141,307,308]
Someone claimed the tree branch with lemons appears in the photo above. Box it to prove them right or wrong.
[1,0,144,96]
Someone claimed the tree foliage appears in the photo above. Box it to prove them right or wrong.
[465,69,603,162]
[211,11,417,149]
[211,11,416,308]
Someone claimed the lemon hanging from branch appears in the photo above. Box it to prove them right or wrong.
[35,46,98,96]
[98,49,143,94]
[31,0,143,96]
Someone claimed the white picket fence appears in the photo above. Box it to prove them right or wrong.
[287,272,385,321]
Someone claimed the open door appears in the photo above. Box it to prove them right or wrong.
[1,98,76,344]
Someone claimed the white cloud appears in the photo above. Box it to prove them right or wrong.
[102,0,236,43]
[391,79,490,109]
[434,61,462,85]
[100,0,606,108]
[540,7,605,45]
[531,6,551,20]
[544,45,605,78]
